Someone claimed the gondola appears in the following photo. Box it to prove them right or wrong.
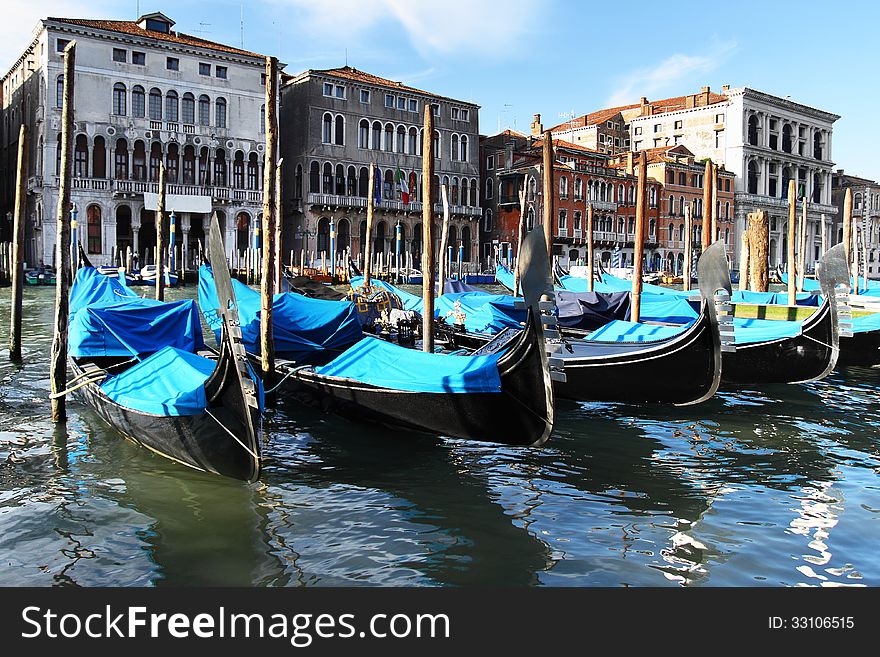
[272,230,556,447]
[66,216,262,481]
[720,244,847,384]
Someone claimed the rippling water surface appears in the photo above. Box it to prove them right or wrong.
[0,285,878,587]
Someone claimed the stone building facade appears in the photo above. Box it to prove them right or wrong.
[0,12,270,269]
[831,170,880,277]
[278,66,481,270]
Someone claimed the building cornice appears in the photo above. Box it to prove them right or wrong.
[729,87,840,122]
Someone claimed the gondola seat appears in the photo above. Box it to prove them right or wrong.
[99,346,216,415]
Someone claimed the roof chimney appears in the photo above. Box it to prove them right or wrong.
[505,140,515,169]
[721,84,730,93]
[626,151,634,176]
[531,113,543,137]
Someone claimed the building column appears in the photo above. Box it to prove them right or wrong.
[105,212,117,267]
[131,212,141,264]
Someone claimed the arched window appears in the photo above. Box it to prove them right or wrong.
[74,134,88,177]
[618,184,625,203]
[322,113,332,144]
[337,218,351,251]
[433,130,440,157]
[215,97,227,128]
[112,82,126,115]
[397,125,406,153]
[451,177,459,205]
[165,90,178,122]
[451,134,459,161]
[198,147,209,185]
[56,75,64,108]
[748,115,759,146]
[335,163,345,195]
[198,95,210,125]
[247,153,259,190]
[358,166,369,197]
[114,138,129,179]
[725,201,730,219]
[132,85,145,118]
[560,176,568,198]
[149,88,162,120]
[470,178,478,206]
[317,217,330,254]
[322,162,333,194]
[384,169,394,199]
[183,145,196,185]
[93,136,106,178]
[372,121,381,150]
[460,135,468,162]
[214,149,227,186]
[484,209,493,233]
[485,178,493,199]
[87,204,102,254]
[748,161,760,195]
[358,119,369,148]
[294,164,303,198]
[461,179,469,207]
[668,194,675,215]
[236,212,250,252]
[408,127,418,155]
[680,196,686,215]
[384,123,394,151]
[668,224,674,241]
[679,224,685,242]
[166,143,179,183]
[182,92,195,124]
[260,104,265,133]
[132,140,146,181]
[309,161,320,193]
[347,166,357,196]
[149,142,162,181]
[233,151,245,188]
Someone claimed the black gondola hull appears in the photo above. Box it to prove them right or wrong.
[554,302,720,405]
[721,301,836,385]
[838,329,880,367]
[70,354,261,481]
[277,311,553,447]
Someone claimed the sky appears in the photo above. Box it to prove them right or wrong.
[4,0,880,180]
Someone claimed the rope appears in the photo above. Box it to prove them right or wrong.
[204,408,260,461]
[263,364,310,395]
[801,333,838,352]
[50,375,107,399]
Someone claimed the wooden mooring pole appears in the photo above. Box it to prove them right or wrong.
[9,124,28,360]
[585,202,594,293]
[437,185,449,296]
[542,132,554,263]
[155,162,166,301]
[364,164,375,286]
[797,195,807,293]
[683,203,693,292]
[49,41,76,421]
[702,159,713,250]
[631,152,646,323]
[738,228,750,292]
[787,179,796,305]
[748,210,769,293]
[261,55,278,397]
[513,182,528,296]
[421,104,435,353]
[842,189,852,278]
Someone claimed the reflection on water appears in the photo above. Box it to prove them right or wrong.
[0,286,878,586]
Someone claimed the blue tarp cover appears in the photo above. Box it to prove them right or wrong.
[349,276,425,312]
[585,320,693,343]
[599,272,692,297]
[435,292,525,333]
[100,346,216,415]
[732,290,820,306]
[316,336,502,393]
[69,266,140,315]
[779,272,880,296]
[69,267,204,358]
[495,264,515,292]
[200,266,362,361]
[733,317,802,345]
[851,312,880,333]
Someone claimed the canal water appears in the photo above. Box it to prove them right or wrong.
[0,284,878,587]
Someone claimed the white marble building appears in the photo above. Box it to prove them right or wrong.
[0,12,272,269]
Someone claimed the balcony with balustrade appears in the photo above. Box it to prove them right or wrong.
[305,192,482,217]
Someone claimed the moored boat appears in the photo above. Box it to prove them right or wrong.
[65,215,262,481]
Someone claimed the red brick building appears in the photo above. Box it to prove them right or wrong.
[479,130,661,268]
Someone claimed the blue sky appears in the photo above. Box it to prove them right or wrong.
[7,0,880,179]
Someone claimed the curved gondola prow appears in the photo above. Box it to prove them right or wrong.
[203,211,262,482]
[77,243,94,269]
[686,239,729,405]
[815,243,848,377]
[516,229,556,446]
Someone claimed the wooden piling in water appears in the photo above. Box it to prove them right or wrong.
[50,41,76,422]
[820,213,827,256]
[710,163,718,244]
[364,164,375,286]
[683,203,693,292]
[702,159,713,250]
[155,162,166,301]
[787,179,796,306]
[9,124,28,360]
[438,185,449,296]
[843,189,852,274]
[585,202,594,293]
[542,132,554,263]
[797,195,807,292]
[748,210,769,293]
[631,152,647,323]
[274,158,283,291]
[421,104,435,353]
[261,55,278,396]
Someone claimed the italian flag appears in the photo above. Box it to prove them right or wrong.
[396,165,410,203]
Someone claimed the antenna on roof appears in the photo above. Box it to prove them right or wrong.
[345,48,348,67]
[240,3,244,48]
[193,22,212,36]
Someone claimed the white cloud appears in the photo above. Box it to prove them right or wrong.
[270,0,538,58]
[607,39,737,106]
[0,0,116,72]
